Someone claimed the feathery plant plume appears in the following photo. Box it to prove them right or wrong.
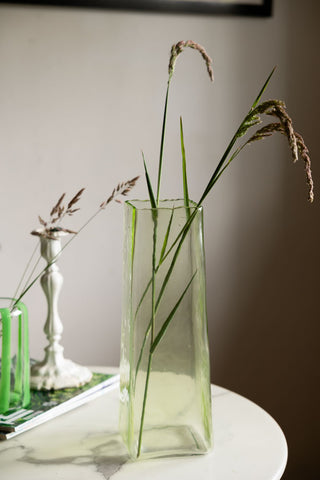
[294,131,314,203]
[249,100,299,162]
[12,177,139,308]
[221,97,314,203]
[100,176,140,208]
[267,104,299,162]
[168,40,214,82]
[31,188,85,240]
[247,121,314,202]
[12,188,85,304]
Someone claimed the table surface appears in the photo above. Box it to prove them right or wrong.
[0,367,287,480]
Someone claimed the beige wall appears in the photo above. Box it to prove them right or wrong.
[0,1,319,478]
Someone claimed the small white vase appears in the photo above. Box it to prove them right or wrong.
[31,231,92,390]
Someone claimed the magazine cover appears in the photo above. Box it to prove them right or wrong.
[0,371,119,440]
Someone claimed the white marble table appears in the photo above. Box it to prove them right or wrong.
[0,367,287,480]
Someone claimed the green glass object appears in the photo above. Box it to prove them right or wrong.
[0,298,30,414]
[120,200,212,460]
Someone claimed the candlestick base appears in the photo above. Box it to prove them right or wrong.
[31,355,92,390]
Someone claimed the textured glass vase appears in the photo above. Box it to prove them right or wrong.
[119,199,212,460]
[0,298,30,414]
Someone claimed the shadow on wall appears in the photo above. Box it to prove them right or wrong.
[210,192,319,480]
[209,2,320,477]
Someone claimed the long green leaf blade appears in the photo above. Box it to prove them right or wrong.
[134,209,198,378]
[151,271,197,354]
[159,207,174,262]
[134,207,173,378]
[142,152,157,209]
[137,155,158,458]
[156,84,170,205]
[198,67,276,206]
[180,116,190,218]
[134,205,174,321]
[251,66,276,110]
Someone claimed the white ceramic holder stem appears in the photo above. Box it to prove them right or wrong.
[30,232,92,390]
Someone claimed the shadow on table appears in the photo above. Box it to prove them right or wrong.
[20,431,129,479]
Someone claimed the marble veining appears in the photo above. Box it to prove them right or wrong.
[18,434,128,479]
[0,375,288,480]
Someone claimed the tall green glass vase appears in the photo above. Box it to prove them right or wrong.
[119,199,212,460]
[0,298,30,414]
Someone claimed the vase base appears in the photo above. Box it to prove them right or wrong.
[30,358,92,390]
[125,424,213,461]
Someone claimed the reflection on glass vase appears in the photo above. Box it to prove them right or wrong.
[0,298,30,414]
[119,200,213,460]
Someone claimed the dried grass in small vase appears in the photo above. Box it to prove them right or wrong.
[12,177,139,307]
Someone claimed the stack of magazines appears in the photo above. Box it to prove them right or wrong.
[0,371,119,440]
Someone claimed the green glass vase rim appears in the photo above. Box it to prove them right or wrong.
[126,199,203,212]
[0,297,25,317]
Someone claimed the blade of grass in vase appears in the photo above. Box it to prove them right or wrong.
[135,213,199,456]
[133,68,277,324]
[137,350,153,457]
[136,274,156,459]
[157,40,214,206]
[136,75,291,452]
[198,143,246,201]
[134,68,279,455]
[155,209,197,313]
[134,92,266,450]
[142,151,158,337]
[251,66,276,110]
[143,153,157,210]
[136,42,212,331]
[150,271,197,354]
[158,124,252,267]
[134,278,152,323]
[159,145,244,271]
[159,65,276,260]
[180,116,190,220]
[156,85,170,205]
[142,154,157,335]
[134,207,197,334]
[136,239,196,457]
[134,206,174,324]
[136,264,155,457]
[198,67,276,206]
[138,152,158,458]
[134,206,174,379]
[133,66,308,459]
[158,120,261,271]
[140,68,279,360]
[129,204,137,327]
[159,206,174,262]
[135,208,199,375]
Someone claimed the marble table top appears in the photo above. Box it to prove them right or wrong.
[0,367,287,480]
